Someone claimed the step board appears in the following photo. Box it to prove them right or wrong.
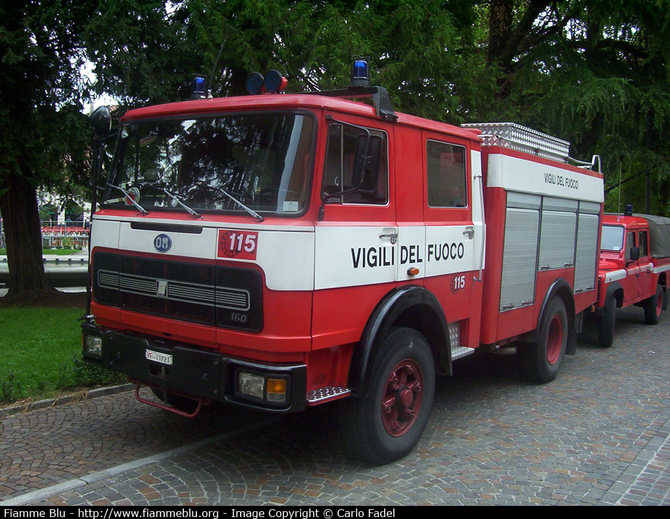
[451,345,476,360]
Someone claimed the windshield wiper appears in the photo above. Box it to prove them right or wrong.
[218,188,264,222]
[107,183,149,215]
[162,188,201,218]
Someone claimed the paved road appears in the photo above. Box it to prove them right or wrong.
[1,306,668,506]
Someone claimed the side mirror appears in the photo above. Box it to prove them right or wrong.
[630,246,640,261]
[90,106,112,140]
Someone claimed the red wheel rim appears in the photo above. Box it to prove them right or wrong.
[656,290,663,318]
[546,315,563,365]
[381,359,424,437]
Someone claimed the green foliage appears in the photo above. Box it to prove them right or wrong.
[0,2,94,192]
[38,203,58,222]
[1,373,22,403]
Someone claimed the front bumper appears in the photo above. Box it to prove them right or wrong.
[82,322,307,413]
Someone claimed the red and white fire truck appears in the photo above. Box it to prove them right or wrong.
[595,212,670,346]
[82,64,606,464]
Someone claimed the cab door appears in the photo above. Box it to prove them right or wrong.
[312,113,396,348]
[624,231,640,304]
[420,131,480,348]
[637,229,655,299]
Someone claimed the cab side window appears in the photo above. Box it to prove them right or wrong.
[322,122,388,205]
[426,141,467,207]
[625,232,636,261]
[639,231,649,257]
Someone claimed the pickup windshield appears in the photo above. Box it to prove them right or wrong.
[601,225,624,251]
[104,112,315,215]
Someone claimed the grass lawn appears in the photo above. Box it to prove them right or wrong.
[0,306,125,404]
[0,248,83,255]
[43,248,84,255]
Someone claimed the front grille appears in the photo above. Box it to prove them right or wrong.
[93,251,263,332]
[118,273,158,295]
[168,283,217,306]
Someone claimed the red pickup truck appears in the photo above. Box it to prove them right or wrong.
[596,213,670,346]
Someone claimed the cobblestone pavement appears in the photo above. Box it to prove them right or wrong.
[2,305,668,506]
[0,388,266,500]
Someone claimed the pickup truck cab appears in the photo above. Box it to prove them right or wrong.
[596,213,670,346]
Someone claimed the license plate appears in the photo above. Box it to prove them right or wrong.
[145,348,173,366]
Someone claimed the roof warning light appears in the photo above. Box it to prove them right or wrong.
[350,59,370,88]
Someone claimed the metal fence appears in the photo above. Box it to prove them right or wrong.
[40,220,90,250]
[0,220,90,253]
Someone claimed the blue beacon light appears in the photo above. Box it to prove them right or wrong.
[192,75,207,98]
[350,59,370,87]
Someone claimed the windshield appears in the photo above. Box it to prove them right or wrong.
[601,225,624,251]
[104,112,315,215]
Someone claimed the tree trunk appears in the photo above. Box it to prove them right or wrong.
[0,171,51,301]
[487,0,513,67]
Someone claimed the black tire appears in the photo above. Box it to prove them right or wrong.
[597,294,616,347]
[342,327,436,465]
[644,284,664,325]
[519,297,568,384]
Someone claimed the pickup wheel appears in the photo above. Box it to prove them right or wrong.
[519,297,568,383]
[598,294,616,347]
[342,327,435,465]
[643,284,664,325]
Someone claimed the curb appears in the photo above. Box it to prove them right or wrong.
[0,256,88,264]
[0,383,134,420]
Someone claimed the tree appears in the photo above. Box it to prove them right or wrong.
[480,1,669,214]
[0,1,94,301]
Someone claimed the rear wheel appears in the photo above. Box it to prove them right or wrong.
[644,284,664,325]
[598,294,616,347]
[519,297,568,383]
[343,327,435,465]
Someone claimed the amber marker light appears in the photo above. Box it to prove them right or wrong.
[266,378,287,403]
[407,267,420,276]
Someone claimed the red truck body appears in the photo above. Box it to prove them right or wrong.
[595,214,669,345]
[82,80,609,463]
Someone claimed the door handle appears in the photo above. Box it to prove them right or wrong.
[463,226,474,239]
[379,232,398,244]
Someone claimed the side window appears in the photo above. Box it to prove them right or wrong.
[322,122,388,205]
[639,231,649,257]
[625,232,636,260]
[426,140,467,207]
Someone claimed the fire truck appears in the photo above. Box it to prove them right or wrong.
[595,210,670,346]
[82,63,605,464]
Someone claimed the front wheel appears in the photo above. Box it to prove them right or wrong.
[343,327,436,465]
[598,294,616,347]
[519,297,568,384]
[644,284,664,325]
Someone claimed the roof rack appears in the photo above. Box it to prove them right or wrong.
[461,122,570,162]
[314,86,397,122]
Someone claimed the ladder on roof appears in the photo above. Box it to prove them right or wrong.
[461,122,570,162]
[461,122,601,172]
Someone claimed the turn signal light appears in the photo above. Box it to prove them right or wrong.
[407,267,420,276]
[266,378,287,403]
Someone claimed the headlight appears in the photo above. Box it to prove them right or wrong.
[237,371,288,404]
[238,372,265,400]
